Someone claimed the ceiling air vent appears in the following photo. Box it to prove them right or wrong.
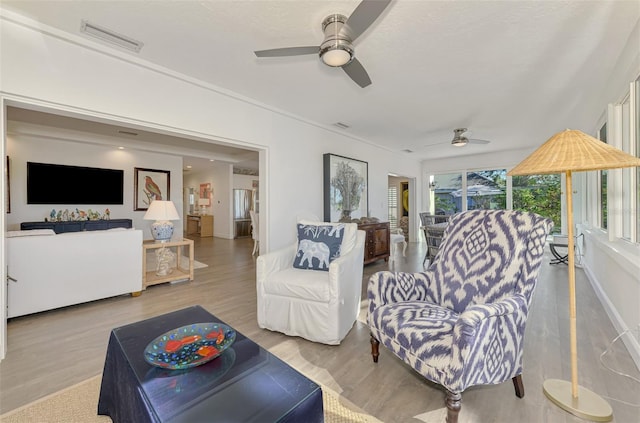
[333,122,350,129]
[80,20,143,53]
[402,149,414,153]
[118,130,138,136]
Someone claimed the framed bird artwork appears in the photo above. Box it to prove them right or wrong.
[134,167,170,211]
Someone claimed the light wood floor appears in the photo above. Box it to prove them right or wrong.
[1,236,639,422]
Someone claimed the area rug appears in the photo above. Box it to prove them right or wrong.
[0,375,375,423]
[145,253,208,270]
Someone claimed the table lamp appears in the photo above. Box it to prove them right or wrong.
[198,198,208,215]
[143,200,180,242]
[508,129,640,421]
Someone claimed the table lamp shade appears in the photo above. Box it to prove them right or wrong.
[508,129,640,422]
[143,200,180,241]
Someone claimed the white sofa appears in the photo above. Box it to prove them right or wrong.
[7,228,143,318]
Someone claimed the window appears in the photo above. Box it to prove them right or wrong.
[431,173,463,214]
[512,174,561,232]
[388,185,398,230]
[466,169,506,210]
[428,170,560,232]
[599,123,608,230]
[621,93,632,240]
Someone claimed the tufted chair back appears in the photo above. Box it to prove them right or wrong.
[428,210,550,314]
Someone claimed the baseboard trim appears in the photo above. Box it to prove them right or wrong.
[583,264,640,371]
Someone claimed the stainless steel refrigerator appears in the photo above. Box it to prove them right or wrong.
[233,189,253,238]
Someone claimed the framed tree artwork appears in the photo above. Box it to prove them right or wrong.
[323,153,368,222]
[134,168,170,211]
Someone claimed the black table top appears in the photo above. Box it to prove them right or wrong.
[104,305,322,422]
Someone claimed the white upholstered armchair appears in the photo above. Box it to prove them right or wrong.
[257,221,366,345]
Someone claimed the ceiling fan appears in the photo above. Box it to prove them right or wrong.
[254,0,391,88]
[424,128,491,148]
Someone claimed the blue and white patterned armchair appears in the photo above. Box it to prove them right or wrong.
[367,210,553,422]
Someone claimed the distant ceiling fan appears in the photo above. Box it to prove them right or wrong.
[424,128,491,148]
[254,0,391,88]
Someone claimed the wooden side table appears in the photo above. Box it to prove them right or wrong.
[549,234,569,265]
[142,238,194,288]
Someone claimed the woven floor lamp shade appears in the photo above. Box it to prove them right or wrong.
[509,129,640,174]
[508,129,640,422]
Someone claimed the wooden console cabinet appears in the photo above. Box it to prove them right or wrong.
[186,214,213,237]
[358,221,390,264]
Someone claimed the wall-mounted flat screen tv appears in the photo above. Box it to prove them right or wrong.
[27,162,124,205]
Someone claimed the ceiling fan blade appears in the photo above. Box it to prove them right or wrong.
[468,139,491,145]
[342,58,372,88]
[341,0,391,42]
[254,46,319,57]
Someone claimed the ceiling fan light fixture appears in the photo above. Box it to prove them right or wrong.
[452,138,468,147]
[321,47,352,67]
[319,14,353,67]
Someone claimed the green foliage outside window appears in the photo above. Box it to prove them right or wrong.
[434,195,458,214]
[431,171,561,232]
[512,174,561,233]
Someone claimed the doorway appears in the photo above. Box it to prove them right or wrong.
[388,174,415,242]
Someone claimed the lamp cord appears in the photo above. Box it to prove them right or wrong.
[598,329,640,407]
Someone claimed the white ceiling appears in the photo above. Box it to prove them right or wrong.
[2,0,639,166]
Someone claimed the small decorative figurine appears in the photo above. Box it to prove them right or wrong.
[50,209,56,221]
[87,209,100,221]
[62,209,69,221]
[103,208,111,220]
[56,210,62,221]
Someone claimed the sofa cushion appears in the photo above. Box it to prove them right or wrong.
[6,229,55,237]
[293,223,345,271]
[370,301,457,370]
[263,268,330,301]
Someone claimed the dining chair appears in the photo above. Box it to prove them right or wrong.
[249,210,259,255]
[389,228,407,263]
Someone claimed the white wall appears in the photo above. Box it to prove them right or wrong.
[0,12,409,359]
[581,227,640,367]
[233,173,258,190]
[0,12,422,252]
[6,129,184,239]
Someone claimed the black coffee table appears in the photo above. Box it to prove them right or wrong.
[97,305,323,422]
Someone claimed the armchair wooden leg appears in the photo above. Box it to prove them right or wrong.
[445,391,461,423]
[512,374,525,398]
[370,334,380,363]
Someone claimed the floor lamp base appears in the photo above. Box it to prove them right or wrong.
[543,379,613,422]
